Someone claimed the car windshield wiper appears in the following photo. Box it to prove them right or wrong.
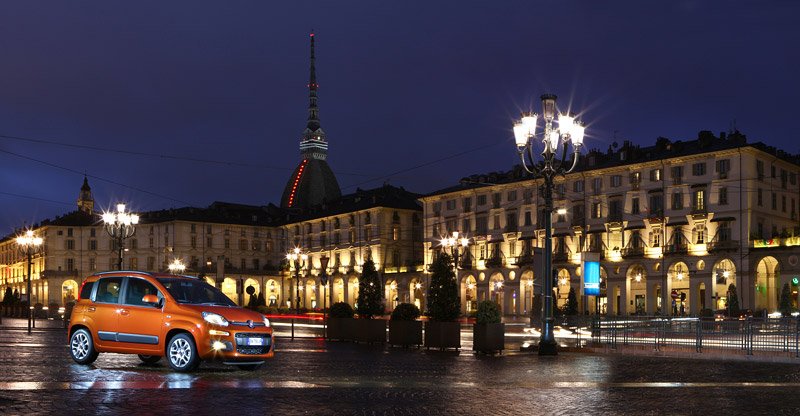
[198,302,231,306]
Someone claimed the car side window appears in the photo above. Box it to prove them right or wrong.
[124,278,161,307]
[79,281,94,300]
[94,277,123,304]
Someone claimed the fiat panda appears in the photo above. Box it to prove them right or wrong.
[68,271,274,372]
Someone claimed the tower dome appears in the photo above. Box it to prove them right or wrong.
[280,33,341,209]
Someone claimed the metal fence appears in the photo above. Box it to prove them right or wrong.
[590,316,800,357]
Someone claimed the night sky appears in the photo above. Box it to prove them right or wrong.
[1,1,798,234]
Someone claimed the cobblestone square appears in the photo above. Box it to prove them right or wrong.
[1,319,799,415]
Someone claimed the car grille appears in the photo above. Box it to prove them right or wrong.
[234,333,272,355]
[230,320,267,328]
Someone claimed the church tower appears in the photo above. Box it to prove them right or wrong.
[280,33,342,210]
[77,176,94,213]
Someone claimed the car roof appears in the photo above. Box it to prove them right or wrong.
[85,271,199,281]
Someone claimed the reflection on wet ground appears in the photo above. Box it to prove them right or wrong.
[1,323,800,415]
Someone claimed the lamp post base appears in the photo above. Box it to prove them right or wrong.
[538,339,558,356]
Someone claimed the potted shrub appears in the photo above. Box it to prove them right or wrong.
[389,303,422,347]
[354,259,386,343]
[473,300,504,353]
[327,302,355,341]
[424,253,461,350]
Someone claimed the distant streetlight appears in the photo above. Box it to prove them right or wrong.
[16,230,43,334]
[513,93,585,356]
[102,203,139,270]
[168,258,186,274]
[320,256,330,338]
[286,247,308,340]
[441,231,470,272]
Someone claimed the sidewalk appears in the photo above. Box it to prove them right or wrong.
[0,316,67,330]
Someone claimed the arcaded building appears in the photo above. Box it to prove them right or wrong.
[422,131,800,316]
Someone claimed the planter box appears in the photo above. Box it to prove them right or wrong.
[388,320,423,347]
[327,317,355,341]
[424,321,461,350]
[354,319,387,343]
[472,323,505,353]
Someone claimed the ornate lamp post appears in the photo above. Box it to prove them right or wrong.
[102,203,139,270]
[286,247,308,339]
[168,258,186,275]
[440,231,470,272]
[286,247,308,314]
[16,230,43,334]
[320,256,330,338]
[513,93,585,355]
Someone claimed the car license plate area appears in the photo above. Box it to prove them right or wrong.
[235,333,270,347]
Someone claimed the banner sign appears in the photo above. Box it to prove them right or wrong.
[582,256,601,296]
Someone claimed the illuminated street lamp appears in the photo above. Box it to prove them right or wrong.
[168,258,186,274]
[16,230,43,334]
[286,247,308,314]
[102,203,139,270]
[319,255,330,338]
[440,231,470,272]
[513,93,585,356]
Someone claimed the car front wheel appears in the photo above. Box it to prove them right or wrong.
[69,328,99,365]
[166,333,199,372]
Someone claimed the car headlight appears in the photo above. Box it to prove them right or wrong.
[263,316,270,327]
[202,312,229,327]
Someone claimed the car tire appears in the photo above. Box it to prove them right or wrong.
[166,333,200,372]
[69,328,99,365]
[237,363,263,371]
[138,354,161,365]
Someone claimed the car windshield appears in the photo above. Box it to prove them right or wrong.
[157,278,236,306]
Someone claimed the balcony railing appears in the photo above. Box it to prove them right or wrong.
[621,246,645,257]
[515,254,535,266]
[707,240,739,252]
[485,256,504,268]
[663,243,689,254]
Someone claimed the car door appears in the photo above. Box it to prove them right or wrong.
[90,276,123,350]
[114,277,164,354]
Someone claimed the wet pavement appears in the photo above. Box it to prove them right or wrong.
[1,318,799,415]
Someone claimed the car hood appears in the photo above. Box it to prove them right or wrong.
[179,304,265,323]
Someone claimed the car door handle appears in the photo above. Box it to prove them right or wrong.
[87,307,96,312]
[119,309,130,316]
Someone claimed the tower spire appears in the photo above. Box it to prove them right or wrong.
[300,31,328,160]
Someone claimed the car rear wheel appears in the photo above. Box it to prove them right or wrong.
[69,328,99,365]
[167,333,199,372]
[138,354,161,365]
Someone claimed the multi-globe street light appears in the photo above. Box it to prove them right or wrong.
[513,93,585,356]
[102,203,139,271]
[16,229,43,334]
[319,255,330,338]
[286,247,308,339]
[440,231,470,272]
[286,247,308,314]
[168,258,186,274]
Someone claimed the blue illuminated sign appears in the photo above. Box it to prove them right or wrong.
[583,261,600,296]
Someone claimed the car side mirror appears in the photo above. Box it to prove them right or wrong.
[142,294,160,306]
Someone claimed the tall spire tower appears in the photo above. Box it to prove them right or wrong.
[280,32,342,209]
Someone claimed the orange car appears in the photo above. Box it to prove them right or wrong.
[68,271,274,372]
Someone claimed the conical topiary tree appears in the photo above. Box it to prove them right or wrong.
[427,253,460,321]
[565,287,579,316]
[779,283,793,316]
[357,258,383,318]
[727,283,740,315]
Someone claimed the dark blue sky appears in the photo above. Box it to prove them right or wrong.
[1,1,798,234]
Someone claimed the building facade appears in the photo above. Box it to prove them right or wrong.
[422,131,800,316]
